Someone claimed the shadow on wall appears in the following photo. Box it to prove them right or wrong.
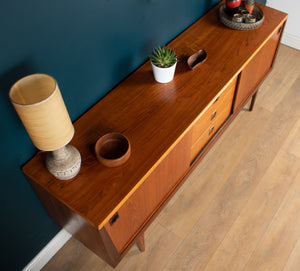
[0,59,62,271]
[0,60,38,139]
[0,60,37,102]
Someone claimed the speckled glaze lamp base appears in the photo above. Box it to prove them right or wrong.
[46,145,81,180]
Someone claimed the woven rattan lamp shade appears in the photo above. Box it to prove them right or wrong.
[9,74,74,151]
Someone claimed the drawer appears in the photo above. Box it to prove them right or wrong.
[191,76,237,144]
[190,101,232,161]
[104,134,190,253]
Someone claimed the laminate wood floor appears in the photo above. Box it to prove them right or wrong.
[42,45,300,271]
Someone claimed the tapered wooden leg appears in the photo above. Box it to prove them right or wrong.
[249,91,258,111]
[136,233,145,252]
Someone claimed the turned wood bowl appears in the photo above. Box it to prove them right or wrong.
[95,133,131,167]
[187,49,207,70]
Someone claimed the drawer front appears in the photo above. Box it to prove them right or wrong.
[191,76,237,144]
[190,101,232,161]
[104,134,190,253]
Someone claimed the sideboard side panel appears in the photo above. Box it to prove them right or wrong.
[26,178,121,267]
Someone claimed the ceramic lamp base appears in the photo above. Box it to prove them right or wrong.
[45,145,81,180]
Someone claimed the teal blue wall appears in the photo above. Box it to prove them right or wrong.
[0,0,265,269]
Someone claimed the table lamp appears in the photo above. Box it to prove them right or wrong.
[9,73,81,180]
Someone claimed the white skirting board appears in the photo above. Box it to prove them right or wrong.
[22,229,71,271]
[281,32,300,51]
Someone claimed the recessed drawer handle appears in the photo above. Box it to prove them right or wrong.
[213,96,220,104]
[211,110,217,120]
[209,125,215,135]
[109,212,119,226]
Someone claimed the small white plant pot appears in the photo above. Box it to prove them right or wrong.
[151,61,177,83]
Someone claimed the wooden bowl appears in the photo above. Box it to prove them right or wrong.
[187,49,207,70]
[95,133,131,167]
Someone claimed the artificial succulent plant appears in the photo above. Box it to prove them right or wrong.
[150,46,177,68]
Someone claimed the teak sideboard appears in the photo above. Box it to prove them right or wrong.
[23,2,288,267]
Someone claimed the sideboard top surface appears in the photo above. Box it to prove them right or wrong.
[22,2,288,229]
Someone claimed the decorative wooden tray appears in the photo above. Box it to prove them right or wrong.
[218,3,264,30]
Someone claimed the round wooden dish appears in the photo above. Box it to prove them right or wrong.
[95,133,131,167]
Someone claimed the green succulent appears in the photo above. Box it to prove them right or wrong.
[246,0,254,5]
[150,46,177,68]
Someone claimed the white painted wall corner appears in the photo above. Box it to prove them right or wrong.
[281,32,300,51]
[266,0,300,51]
